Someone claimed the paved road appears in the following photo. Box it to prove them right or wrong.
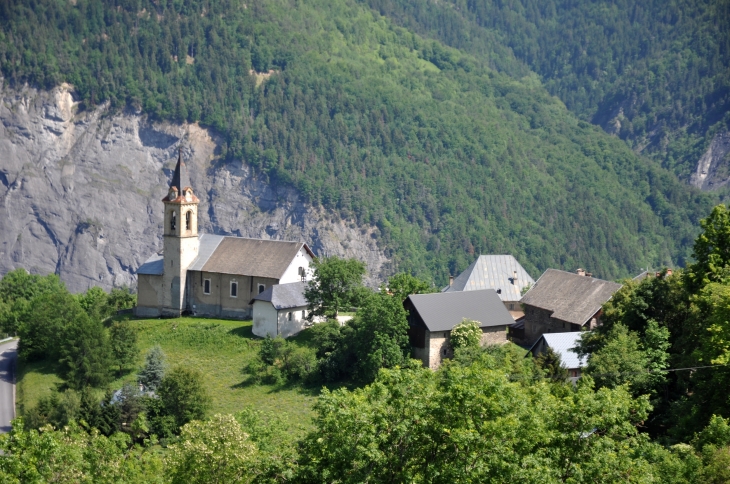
[0,339,17,433]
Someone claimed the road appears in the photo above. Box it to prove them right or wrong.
[0,339,17,433]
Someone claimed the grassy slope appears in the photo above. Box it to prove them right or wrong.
[16,317,319,434]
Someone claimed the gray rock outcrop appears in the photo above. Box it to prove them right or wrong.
[0,83,389,292]
[690,131,730,191]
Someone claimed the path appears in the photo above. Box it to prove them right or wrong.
[0,339,17,433]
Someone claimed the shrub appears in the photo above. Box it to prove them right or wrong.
[450,319,482,351]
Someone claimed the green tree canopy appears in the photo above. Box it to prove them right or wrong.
[305,256,366,319]
[158,367,211,430]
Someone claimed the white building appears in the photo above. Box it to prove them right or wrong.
[251,281,310,338]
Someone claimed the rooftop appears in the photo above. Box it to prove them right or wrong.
[406,289,515,332]
[251,281,309,309]
[528,331,587,369]
[443,255,535,302]
[521,269,622,326]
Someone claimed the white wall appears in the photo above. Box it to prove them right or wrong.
[279,247,314,284]
[277,306,308,338]
[252,301,279,338]
[252,301,308,338]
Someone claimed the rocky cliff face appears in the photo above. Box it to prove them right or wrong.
[690,131,730,191]
[0,83,389,293]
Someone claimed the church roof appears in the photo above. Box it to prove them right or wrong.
[137,233,314,279]
[520,269,622,326]
[442,255,535,302]
[137,253,164,275]
[251,281,308,309]
[170,150,191,193]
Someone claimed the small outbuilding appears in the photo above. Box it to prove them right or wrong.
[528,331,587,382]
[405,289,515,369]
[251,281,309,338]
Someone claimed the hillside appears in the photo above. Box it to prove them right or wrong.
[0,0,719,284]
[360,0,730,185]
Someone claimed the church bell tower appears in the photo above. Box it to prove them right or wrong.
[162,150,199,316]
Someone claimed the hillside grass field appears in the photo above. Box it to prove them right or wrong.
[16,317,322,435]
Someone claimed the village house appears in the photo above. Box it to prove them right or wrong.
[251,281,310,338]
[442,255,535,312]
[135,153,315,319]
[528,331,587,382]
[405,289,515,369]
[520,268,622,346]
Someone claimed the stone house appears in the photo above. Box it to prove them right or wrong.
[251,281,310,338]
[405,289,515,369]
[528,331,587,382]
[520,269,621,346]
[135,153,315,319]
[442,255,535,312]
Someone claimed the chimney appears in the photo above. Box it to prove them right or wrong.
[666,269,673,277]
[449,275,454,287]
[585,272,592,278]
[576,268,586,276]
[512,270,518,285]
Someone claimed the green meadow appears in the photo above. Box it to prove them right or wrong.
[16,317,321,435]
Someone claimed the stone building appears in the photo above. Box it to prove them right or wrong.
[520,269,621,345]
[251,281,310,338]
[405,289,515,369]
[442,255,535,312]
[135,153,315,318]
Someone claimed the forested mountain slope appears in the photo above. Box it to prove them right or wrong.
[362,0,730,184]
[0,0,718,283]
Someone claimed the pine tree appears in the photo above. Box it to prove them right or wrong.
[138,345,166,392]
[110,322,138,374]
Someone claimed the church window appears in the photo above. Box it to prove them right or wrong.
[230,281,238,298]
[258,284,265,294]
[288,312,292,321]
[298,266,306,281]
[204,279,211,295]
[170,211,176,231]
[185,211,192,230]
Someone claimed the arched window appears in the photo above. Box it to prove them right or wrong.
[170,211,176,231]
[185,210,192,230]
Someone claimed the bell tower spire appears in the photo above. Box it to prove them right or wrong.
[162,148,200,316]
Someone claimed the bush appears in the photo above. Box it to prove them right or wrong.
[450,319,482,351]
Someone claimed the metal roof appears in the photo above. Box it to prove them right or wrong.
[251,281,308,309]
[443,255,535,302]
[137,253,164,275]
[187,234,225,271]
[521,269,622,326]
[407,289,515,332]
[529,332,587,369]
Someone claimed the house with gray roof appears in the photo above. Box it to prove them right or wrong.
[442,255,535,312]
[405,289,515,369]
[135,153,315,319]
[251,281,310,338]
[520,269,622,345]
[528,332,588,382]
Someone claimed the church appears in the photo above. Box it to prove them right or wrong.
[135,153,315,319]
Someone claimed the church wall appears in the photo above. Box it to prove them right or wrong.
[252,301,279,337]
[188,270,280,319]
[279,248,314,284]
[277,306,308,338]
[135,274,162,317]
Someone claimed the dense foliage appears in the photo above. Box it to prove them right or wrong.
[362,0,730,179]
[576,204,730,442]
[0,0,717,282]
